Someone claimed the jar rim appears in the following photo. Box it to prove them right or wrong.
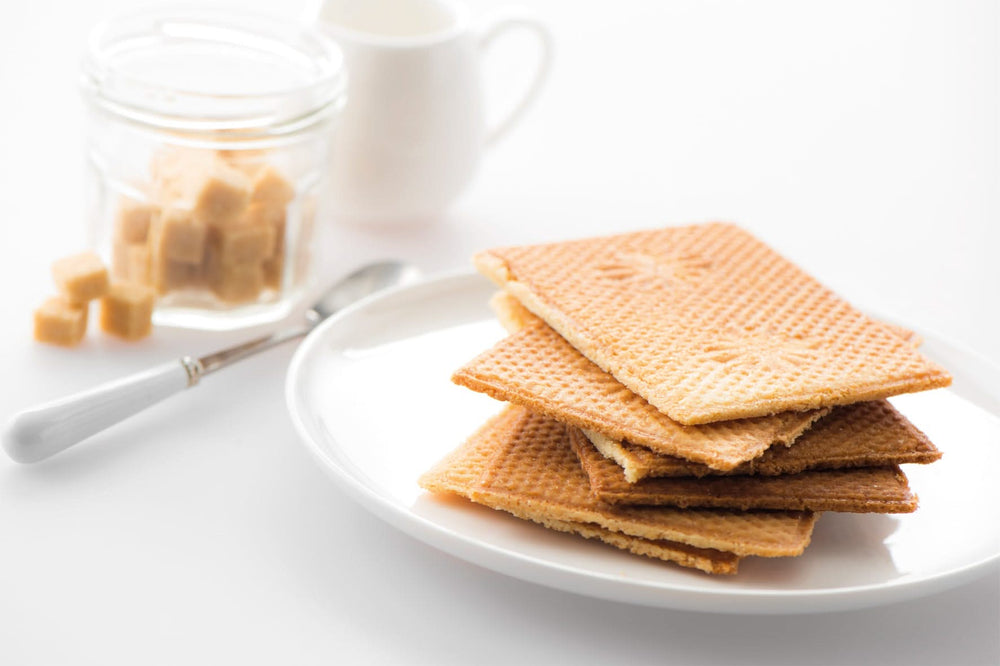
[81,8,346,136]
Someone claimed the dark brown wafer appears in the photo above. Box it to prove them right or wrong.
[419,407,819,568]
[584,400,941,482]
[570,428,919,513]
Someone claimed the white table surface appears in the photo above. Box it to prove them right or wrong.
[1,1,998,664]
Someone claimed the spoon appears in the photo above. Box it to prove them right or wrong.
[3,260,421,464]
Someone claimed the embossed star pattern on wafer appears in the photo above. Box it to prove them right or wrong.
[595,251,713,293]
[697,329,824,375]
[475,222,952,424]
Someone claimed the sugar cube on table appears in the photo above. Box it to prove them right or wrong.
[51,252,109,304]
[33,296,89,346]
[99,283,155,340]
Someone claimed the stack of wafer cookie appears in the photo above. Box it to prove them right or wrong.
[420,223,951,575]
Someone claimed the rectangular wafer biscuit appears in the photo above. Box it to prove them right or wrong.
[882,323,922,348]
[475,223,952,424]
[452,321,828,470]
[421,423,740,574]
[584,400,941,482]
[487,291,937,481]
[569,427,919,512]
[492,289,923,351]
[490,290,538,333]
[419,406,819,566]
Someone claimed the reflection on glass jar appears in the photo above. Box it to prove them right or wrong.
[81,9,345,330]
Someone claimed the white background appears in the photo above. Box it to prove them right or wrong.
[1,1,997,664]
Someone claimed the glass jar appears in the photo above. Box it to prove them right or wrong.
[81,9,345,329]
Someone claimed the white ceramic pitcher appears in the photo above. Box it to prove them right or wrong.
[314,0,552,224]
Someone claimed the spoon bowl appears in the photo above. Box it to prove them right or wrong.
[308,261,423,323]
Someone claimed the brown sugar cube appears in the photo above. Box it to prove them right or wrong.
[114,198,156,244]
[112,242,152,286]
[33,296,89,346]
[127,245,152,286]
[152,254,203,294]
[249,165,294,208]
[243,200,284,227]
[193,164,250,227]
[165,260,202,292]
[205,249,264,303]
[111,242,129,281]
[215,221,276,266]
[153,208,207,264]
[244,203,286,259]
[100,283,155,340]
[272,215,286,259]
[212,263,264,303]
[262,253,284,290]
[216,149,267,175]
[52,252,109,304]
[150,148,217,204]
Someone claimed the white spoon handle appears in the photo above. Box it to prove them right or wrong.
[3,359,198,463]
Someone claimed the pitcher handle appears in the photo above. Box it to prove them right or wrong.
[478,11,554,147]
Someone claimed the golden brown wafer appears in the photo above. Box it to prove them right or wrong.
[453,321,828,470]
[485,289,931,479]
[419,406,819,566]
[475,223,951,424]
[490,290,537,334]
[882,322,922,348]
[492,289,923,351]
[421,434,739,574]
[584,400,941,482]
[490,289,923,347]
[570,428,919,513]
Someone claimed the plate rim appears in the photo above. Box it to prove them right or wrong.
[284,269,1000,614]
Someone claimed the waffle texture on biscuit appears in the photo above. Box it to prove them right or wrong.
[453,322,829,470]
[570,428,919,513]
[475,223,951,424]
[584,400,940,482]
[419,407,818,570]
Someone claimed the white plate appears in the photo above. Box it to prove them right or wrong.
[285,271,1000,614]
